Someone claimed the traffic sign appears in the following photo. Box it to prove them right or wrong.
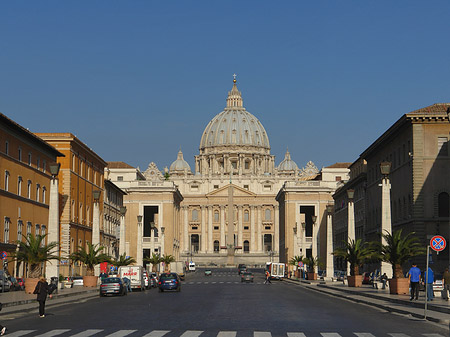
[430,235,446,252]
[298,261,303,268]
[0,251,7,260]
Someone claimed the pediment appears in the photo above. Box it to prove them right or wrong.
[206,184,256,197]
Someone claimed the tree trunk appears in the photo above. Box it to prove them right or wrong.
[394,264,403,279]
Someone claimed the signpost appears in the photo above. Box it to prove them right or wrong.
[424,235,447,319]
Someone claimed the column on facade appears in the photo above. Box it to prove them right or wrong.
[137,221,143,266]
[183,206,189,253]
[238,206,243,249]
[119,213,126,256]
[208,206,213,253]
[257,206,262,252]
[250,206,255,253]
[220,206,225,248]
[312,213,319,273]
[201,206,207,253]
[46,177,59,279]
[326,210,334,279]
[92,199,100,276]
[381,177,393,278]
[347,199,355,276]
[274,205,279,255]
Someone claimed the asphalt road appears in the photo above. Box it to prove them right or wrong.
[2,268,448,336]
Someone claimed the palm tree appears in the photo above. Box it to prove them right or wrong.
[333,238,376,276]
[161,254,175,271]
[109,253,136,268]
[379,229,425,279]
[144,253,162,273]
[289,255,303,278]
[70,242,109,276]
[12,233,59,278]
[302,256,321,273]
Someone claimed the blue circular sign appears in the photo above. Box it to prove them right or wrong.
[0,251,7,260]
[430,235,446,252]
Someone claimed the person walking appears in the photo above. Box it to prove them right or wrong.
[33,276,53,317]
[380,273,388,289]
[442,268,450,300]
[264,270,271,284]
[408,263,421,301]
[424,266,434,301]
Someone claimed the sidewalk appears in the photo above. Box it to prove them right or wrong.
[284,278,450,326]
[0,286,99,315]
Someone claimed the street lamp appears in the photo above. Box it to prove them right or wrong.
[326,204,334,214]
[346,189,355,200]
[120,206,127,216]
[137,215,143,223]
[48,162,61,178]
[380,161,392,278]
[380,161,391,176]
[311,215,317,224]
[93,190,101,202]
[293,226,297,235]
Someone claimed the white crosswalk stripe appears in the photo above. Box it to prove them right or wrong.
[217,332,237,337]
[321,334,341,337]
[35,330,71,337]
[287,333,306,337]
[388,335,410,337]
[5,331,36,337]
[180,331,203,337]
[142,330,171,337]
[70,329,104,337]
[254,332,271,337]
[354,334,376,337]
[104,330,137,337]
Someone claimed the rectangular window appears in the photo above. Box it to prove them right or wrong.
[17,220,23,240]
[43,160,46,173]
[5,141,8,155]
[214,226,219,230]
[28,152,32,165]
[191,185,199,191]
[214,185,219,189]
[27,180,32,198]
[35,224,40,236]
[36,184,40,202]
[37,157,40,170]
[214,212,219,222]
[17,176,22,196]
[335,176,341,181]
[263,185,271,191]
[438,137,448,156]
[231,161,237,169]
[18,147,22,161]
[245,161,250,170]
[117,176,123,181]
[244,226,249,230]
[4,171,9,191]
[4,217,10,243]
[42,187,46,204]
[41,225,46,236]
[244,185,249,190]
[244,212,249,222]
[27,222,32,236]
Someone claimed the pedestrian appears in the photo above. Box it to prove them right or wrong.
[264,270,271,284]
[380,273,388,289]
[424,267,434,301]
[408,263,421,301]
[289,271,292,279]
[442,268,450,300]
[33,276,54,317]
[0,302,7,335]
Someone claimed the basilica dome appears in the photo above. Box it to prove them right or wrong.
[199,80,270,151]
[169,150,191,173]
[277,149,298,172]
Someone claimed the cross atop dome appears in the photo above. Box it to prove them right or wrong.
[233,73,237,83]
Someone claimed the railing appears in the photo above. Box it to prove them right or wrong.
[305,237,313,243]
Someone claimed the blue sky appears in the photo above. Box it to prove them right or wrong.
[1,1,450,172]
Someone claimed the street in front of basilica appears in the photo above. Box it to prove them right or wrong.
[1,270,448,336]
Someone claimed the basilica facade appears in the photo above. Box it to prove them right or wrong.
[108,79,349,270]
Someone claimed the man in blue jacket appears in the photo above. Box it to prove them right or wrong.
[408,263,421,300]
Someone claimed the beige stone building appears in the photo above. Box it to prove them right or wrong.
[108,79,349,271]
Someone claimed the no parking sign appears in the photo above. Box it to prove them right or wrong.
[430,235,446,253]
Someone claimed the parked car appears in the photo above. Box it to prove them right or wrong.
[0,271,11,292]
[72,276,84,286]
[205,269,212,276]
[8,276,21,291]
[150,273,158,287]
[63,277,74,288]
[241,272,254,283]
[158,272,181,292]
[100,277,127,296]
[16,277,25,290]
[433,274,444,295]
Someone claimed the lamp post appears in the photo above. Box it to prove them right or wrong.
[380,161,393,278]
[137,215,143,267]
[160,226,165,257]
[346,189,355,276]
[119,206,127,256]
[326,204,334,280]
[311,215,318,273]
[46,162,61,280]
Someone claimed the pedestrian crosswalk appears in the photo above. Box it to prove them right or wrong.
[3,329,445,337]
[184,281,270,285]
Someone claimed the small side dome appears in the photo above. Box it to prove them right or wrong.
[170,150,191,173]
[278,149,298,171]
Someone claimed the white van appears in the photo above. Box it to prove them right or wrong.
[188,262,196,272]
[118,266,145,291]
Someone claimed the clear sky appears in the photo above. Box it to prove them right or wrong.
[2,1,450,172]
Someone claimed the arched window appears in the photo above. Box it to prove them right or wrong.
[438,192,450,217]
[214,211,219,222]
[244,240,250,253]
[214,240,219,252]
[192,209,199,221]
[265,209,271,221]
[244,210,249,222]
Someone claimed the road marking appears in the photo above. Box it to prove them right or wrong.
[354,334,376,337]
[254,332,271,337]
[423,335,445,337]
[34,330,71,337]
[142,330,171,337]
[212,282,216,284]
[321,334,342,337]
[104,330,137,337]
[6,331,36,337]
[287,333,307,337]
[180,330,203,337]
[70,330,104,337]
[219,282,224,283]
[217,332,237,337]
[388,334,410,337]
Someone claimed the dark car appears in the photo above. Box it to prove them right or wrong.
[8,276,21,291]
[238,264,247,275]
[241,272,254,283]
[100,277,127,297]
[158,272,181,292]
